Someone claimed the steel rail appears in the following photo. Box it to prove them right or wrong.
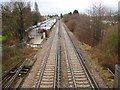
[15,55,37,89]
[35,21,59,89]
[1,58,26,88]
[2,54,37,89]
[3,59,28,89]
[1,59,24,87]
[63,22,100,89]
[61,21,77,89]
[54,20,61,89]
[2,59,23,78]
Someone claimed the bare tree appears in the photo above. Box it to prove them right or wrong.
[33,2,41,25]
[13,2,26,41]
[88,3,107,46]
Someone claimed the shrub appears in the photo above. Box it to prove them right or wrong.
[100,25,118,57]
[96,25,118,70]
[66,19,77,32]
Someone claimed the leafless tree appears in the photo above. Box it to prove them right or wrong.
[88,3,107,46]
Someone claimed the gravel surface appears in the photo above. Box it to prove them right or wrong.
[21,25,56,88]
[60,26,69,88]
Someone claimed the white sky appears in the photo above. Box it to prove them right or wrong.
[33,0,119,15]
[1,0,120,15]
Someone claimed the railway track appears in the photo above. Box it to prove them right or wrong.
[61,20,99,89]
[1,59,26,88]
[2,59,30,89]
[2,20,100,89]
[32,21,61,89]
[2,55,37,89]
[30,20,99,89]
[1,60,23,88]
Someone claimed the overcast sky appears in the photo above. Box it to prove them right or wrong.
[33,0,119,15]
[1,0,120,15]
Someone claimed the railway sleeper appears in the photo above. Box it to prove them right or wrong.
[77,84,91,88]
[21,69,29,72]
[43,73,54,76]
[9,70,17,74]
[41,81,53,84]
[23,65,32,69]
[20,71,28,74]
[40,84,53,88]
[75,75,86,78]
[42,79,53,82]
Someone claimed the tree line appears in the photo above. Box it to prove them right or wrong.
[1,2,44,46]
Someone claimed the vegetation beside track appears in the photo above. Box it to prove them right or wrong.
[1,2,42,75]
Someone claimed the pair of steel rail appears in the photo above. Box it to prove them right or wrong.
[63,22,99,89]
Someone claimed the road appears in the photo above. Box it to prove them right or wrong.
[22,20,100,89]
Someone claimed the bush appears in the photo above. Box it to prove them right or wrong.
[100,25,118,56]
[95,25,118,70]
[66,19,77,32]
[64,14,91,45]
